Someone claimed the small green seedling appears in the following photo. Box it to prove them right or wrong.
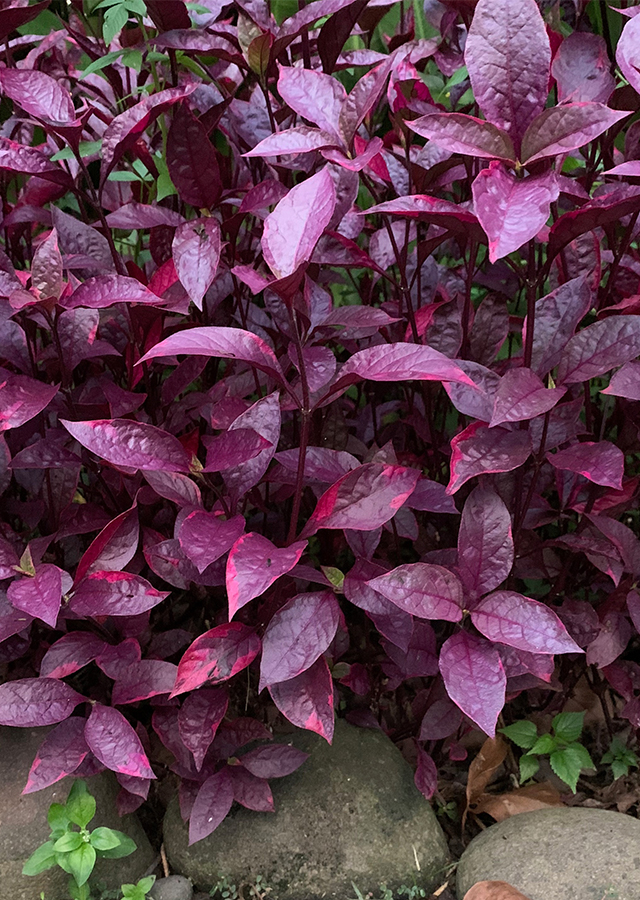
[22,779,141,900]
[601,736,640,780]
[500,711,594,792]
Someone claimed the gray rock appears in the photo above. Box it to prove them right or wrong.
[456,807,640,900]
[164,719,449,900]
[0,725,155,900]
[149,874,194,900]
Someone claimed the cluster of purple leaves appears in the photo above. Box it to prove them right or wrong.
[0,0,639,842]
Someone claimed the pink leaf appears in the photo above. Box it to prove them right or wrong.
[223,392,281,502]
[41,633,108,679]
[75,506,139,584]
[240,743,308,778]
[202,428,272,472]
[84,704,155,779]
[178,510,245,574]
[172,623,261,696]
[23,718,88,794]
[521,103,628,164]
[458,487,513,601]
[439,632,506,736]
[365,195,484,241]
[178,687,228,770]
[447,422,532,494]
[268,657,335,742]
[490,368,566,427]
[0,68,75,125]
[31,229,63,301]
[278,65,346,138]
[547,441,624,490]
[367,564,463,622]
[552,33,615,104]
[226,533,306,619]
[189,769,233,844]
[408,113,515,162]
[617,12,640,96]
[245,125,339,158]
[70,572,170,617]
[64,275,164,309]
[8,564,64,628]
[172,217,221,310]
[0,677,83,727]
[471,591,582,654]
[259,592,340,690]
[601,361,640,401]
[60,418,191,472]
[335,343,477,389]
[0,136,70,185]
[0,372,58,432]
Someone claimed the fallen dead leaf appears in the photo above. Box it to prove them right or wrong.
[463,880,533,900]
[463,735,507,827]
[471,780,564,822]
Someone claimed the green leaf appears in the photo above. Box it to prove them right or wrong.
[90,826,122,851]
[549,743,594,792]
[121,48,143,72]
[499,720,538,750]
[611,759,629,780]
[103,4,129,46]
[51,140,103,162]
[53,832,84,853]
[47,802,70,832]
[528,733,556,756]
[96,830,136,858]
[519,754,540,783]
[66,843,97,887]
[321,566,344,591]
[22,841,57,876]
[121,876,156,900]
[137,875,156,893]
[124,0,147,14]
[81,49,123,79]
[66,780,96,829]
[155,155,177,202]
[552,711,585,744]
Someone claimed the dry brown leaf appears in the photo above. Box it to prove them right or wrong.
[471,780,564,822]
[463,735,507,826]
[463,880,533,900]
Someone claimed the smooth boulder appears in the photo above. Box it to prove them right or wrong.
[456,807,640,900]
[0,725,155,900]
[164,719,449,900]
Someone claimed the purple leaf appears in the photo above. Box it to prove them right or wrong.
[240,743,308,778]
[601,361,640,401]
[226,534,306,619]
[419,697,463,741]
[0,677,83,727]
[557,316,640,384]
[549,185,640,259]
[0,1,50,41]
[472,163,559,263]
[465,0,550,148]
[521,103,628,164]
[245,126,339,158]
[603,161,640,177]
[382,621,438,678]
[144,470,202,507]
[278,65,346,138]
[587,515,640,576]
[112,660,178,704]
[408,113,515,162]
[344,560,414,652]
[75,506,139,584]
[552,33,615,104]
[172,623,261,696]
[439,632,506,736]
[139,326,285,385]
[178,510,245,575]
[458,486,513,601]
[96,640,142,680]
[0,591,32,643]
[414,744,438,800]
[167,102,221,208]
[105,203,185,229]
[8,564,63,628]
[268,656,335,743]
[490,368,566,427]
[365,195,484,241]
[262,168,337,279]
[172,217,221,310]
[617,12,640,97]
[60,418,191,473]
[229,767,274,812]
[0,68,75,125]
[31,229,63,301]
[547,441,624,490]
[70,572,170,617]
[335,343,477,389]
[178,687,228,770]
[300,464,420,537]
[259,591,340,690]
[586,612,632,669]
[202,428,272,472]
[223,392,281,502]
[471,591,582,654]
[189,769,233,844]
[84,704,155,779]
[529,275,592,376]
[367,564,463,622]
[0,373,58,432]
[40,633,108,679]
[447,422,532,494]
[23,718,88,794]
[407,479,459,514]
[64,275,164,309]
[0,136,70,185]
[275,447,359,485]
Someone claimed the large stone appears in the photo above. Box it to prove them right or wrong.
[456,807,640,900]
[0,725,155,900]
[164,720,449,900]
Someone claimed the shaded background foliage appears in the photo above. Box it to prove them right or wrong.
[0,0,638,845]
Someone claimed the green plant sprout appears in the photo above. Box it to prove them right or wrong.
[601,737,640,780]
[500,711,595,792]
[349,882,427,900]
[22,779,153,900]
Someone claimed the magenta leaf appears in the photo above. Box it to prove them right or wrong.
[178,510,244,575]
[457,487,513,601]
[419,697,463,741]
[144,471,202,507]
[521,103,628,164]
[64,275,164,310]
[472,163,559,263]
[586,612,632,669]
[75,506,139,584]
[112,660,178,704]
[278,65,346,138]
[490,368,566,427]
[366,195,484,241]
[471,591,582,655]
[300,464,420,537]
[172,623,261,696]
[0,68,75,125]
[414,744,438,800]
[268,656,335,743]
[172,218,221,310]
[552,33,615,104]
[8,564,64,628]
[407,479,458,514]
[465,0,550,148]
[139,326,285,385]
[262,168,336,279]
[40,633,108,679]
[344,560,413,652]
[228,767,274,812]
[447,422,532,494]
[547,441,624,490]
[31,229,63,301]
[617,12,640,97]
[557,316,640,384]
[439,632,506,736]
[240,743,308,779]
[96,640,142,680]
[0,136,70,185]
[259,591,340,690]
[601,361,640,401]
[189,768,233,844]
[529,276,592,377]
[23,718,88,794]
[0,677,83,727]
[70,572,170,617]
[0,1,50,41]
[167,101,221,208]
[60,418,191,473]
[84,704,155,779]
[367,564,462,622]
[408,113,515,162]
[335,343,476,390]
[178,688,228,770]
[0,373,58,432]
[0,591,32,643]
[226,534,306,619]
[223,392,281,502]
[203,429,273,472]
[245,126,338,158]
[586,515,640,576]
